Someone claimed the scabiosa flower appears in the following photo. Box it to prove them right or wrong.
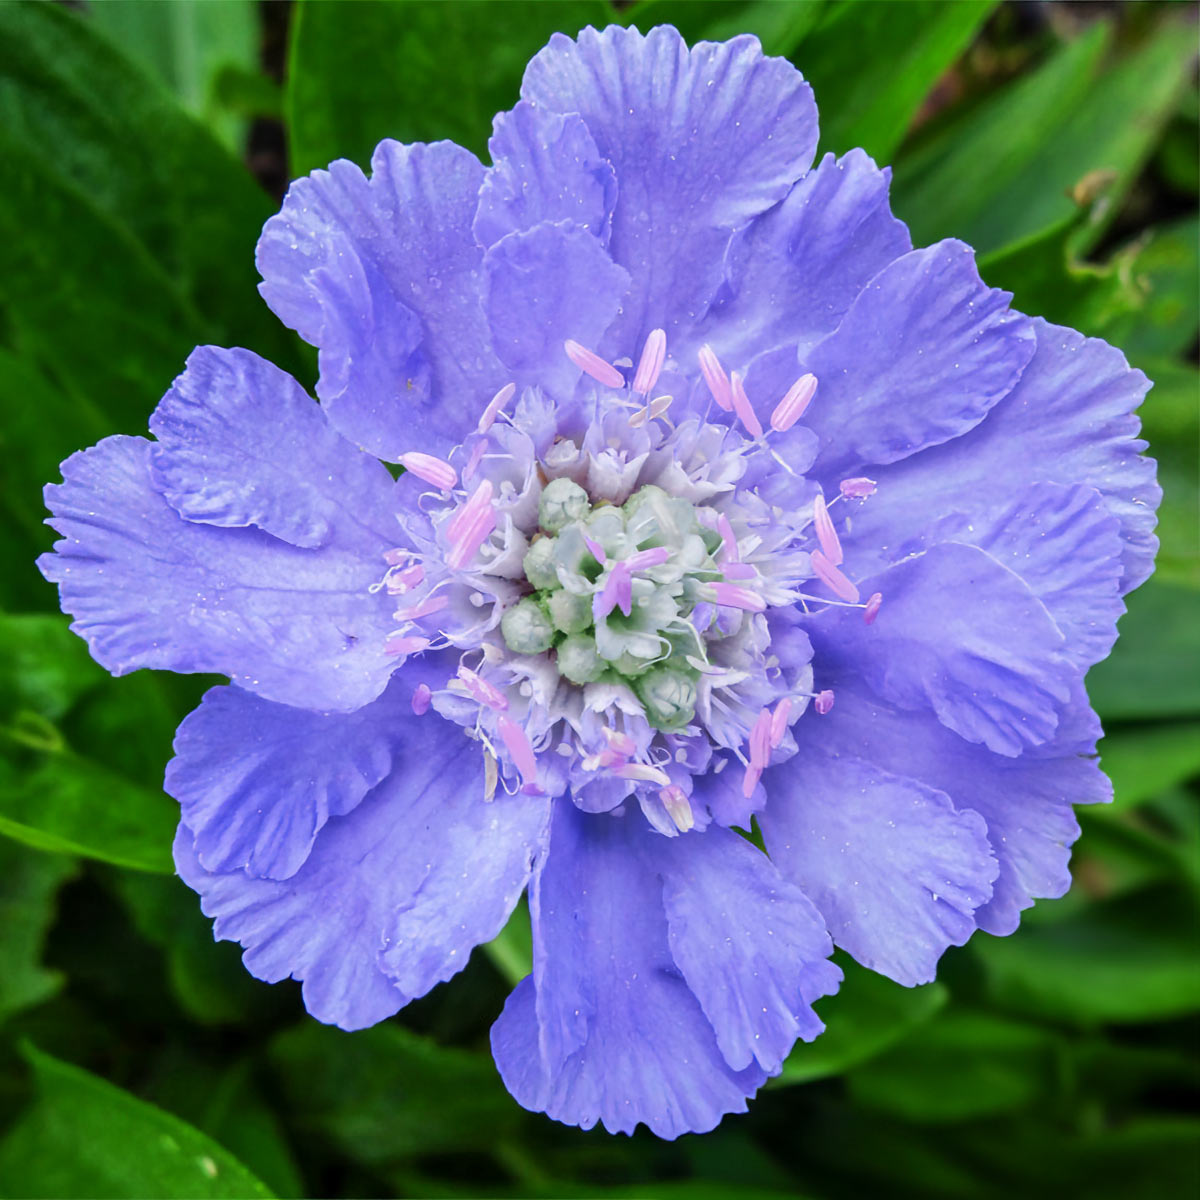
[38,25,1158,1138]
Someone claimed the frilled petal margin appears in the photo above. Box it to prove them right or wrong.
[256,140,502,460]
[38,434,396,713]
[520,25,819,351]
[493,803,838,1138]
[175,701,549,1030]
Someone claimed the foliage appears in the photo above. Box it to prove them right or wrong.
[0,1,1196,1196]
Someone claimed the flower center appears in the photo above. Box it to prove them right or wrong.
[373,334,882,832]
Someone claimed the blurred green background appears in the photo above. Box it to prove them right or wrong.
[0,1,1197,1197]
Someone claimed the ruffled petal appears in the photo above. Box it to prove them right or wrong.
[825,542,1073,757]
[842,318,1159,593]
[490,803,767,1138]
[651,825,841,1072]
[38,436,394,712]
[174,711,548,1030]
[760,753,997,986]
[800,240,1036,478]
[475,102,617,247]
[797,666,1110,938]
[256,141,502,459]
[147,345,398,549]
[165,670,435,881]
[700,149,911,364]
[521,24,818,351]
[483,221,631,397]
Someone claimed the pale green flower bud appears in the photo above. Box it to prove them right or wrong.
[523,536,560,590]
[557,634,605,684]
[636,666,698,731]
[501,598,555,655]
[548,588,592,634]
[539,477,589,534]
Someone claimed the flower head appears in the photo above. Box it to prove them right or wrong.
[38,24,1159,1139]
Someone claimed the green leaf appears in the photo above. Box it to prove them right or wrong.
[893,19,1192,256]
[1099,723,1200,810]
[483,897,533,987]
[974,885,1200,1024]
[775,957,948,1085]
[287,0,614,176]
[800,0,997,161]
[269,1021,519,1162]
[0,615,102,723]
[845,1009,1060,1123]
[0,841,78,1024]
[1107,217,1199,361]
[86,0,261,152]
[1088,581,1200,721]
[620,0,826,56]
[0,1044,273,1199]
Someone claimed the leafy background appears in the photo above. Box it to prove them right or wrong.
[0,1,1196,1196]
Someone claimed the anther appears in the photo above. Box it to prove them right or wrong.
[748,708,773,770]
[840,476,877,500]
[769,698,792,747]
[660,784,695,832]
[626,547,671,571]
[478,382,516,433]
[462,439,487,482]
[709,582,767,612]
[811,494,843,565]
[770,373,818,432]
[385,634,430,657]
[393,594,449,622]
[498,715,541,790]
[397,452,457,491]
[814,689,835,715]
[387,564,425,594]
[729,371,763,439]
[698,345,733,410]
[632,328,667,396]
[457,666,509,711]
[564,339,624,388]
[614,762,670,786]
[863,592,883,625]
[594,561,633,620]
[809,550,860,603]
[411,683,432,715]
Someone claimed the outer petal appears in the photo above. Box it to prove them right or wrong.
[800,666,1110,937]
[650,826,841,1072]
[148,345,397,549]
[700,149,912,363]
[256,141,502,459]
[483,221,631,397]
[165,673,430,881]
[175,711,549,1030]
[827,542,1073,757]
[475,102,617,247]
[801,240,1036,478]
[760,754,997,986]
[843,319,1159,593]
[491,803,767,1138]
[38,436,394,712]
[521,25,818,349]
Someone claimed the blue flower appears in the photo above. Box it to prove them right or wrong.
[38,25,1159,1138]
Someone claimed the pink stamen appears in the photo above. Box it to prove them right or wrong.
[741,762,763,799]
[564,339,624,388]
[810,550,860,603]
[614,762,670,786]
[815,689,835,715]
[864,592,883,625]
[411,683,432,715]
[632,328,667,395]
[748,708,773,770]
[729,371,763,439]
[477,382,516,433]
[698,345,733,411]
[770,373,818,432]
[840,476,878,500]
[769,698,792,747]
[593,561,633,620]
[659,785,695,832]
[384,547,413,567]
[583,535,608,565]
[716,514,739,562]
[628,394,673,429]
[447,478,494,543]
[387,564,425,594]
[602,727,637,757]
[447,502,496,569]
[498,715,540,788]
[711,582,766,612]
[385,634,430,657]
[457,666,508,711]
[393,593,449,622]
[812,494,843,566]
[722,562,757,581]
[398,452,457,491]
[462,439,487,482]
[626,546,671,571]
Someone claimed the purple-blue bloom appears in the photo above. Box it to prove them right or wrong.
[38,25,1159,1139]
